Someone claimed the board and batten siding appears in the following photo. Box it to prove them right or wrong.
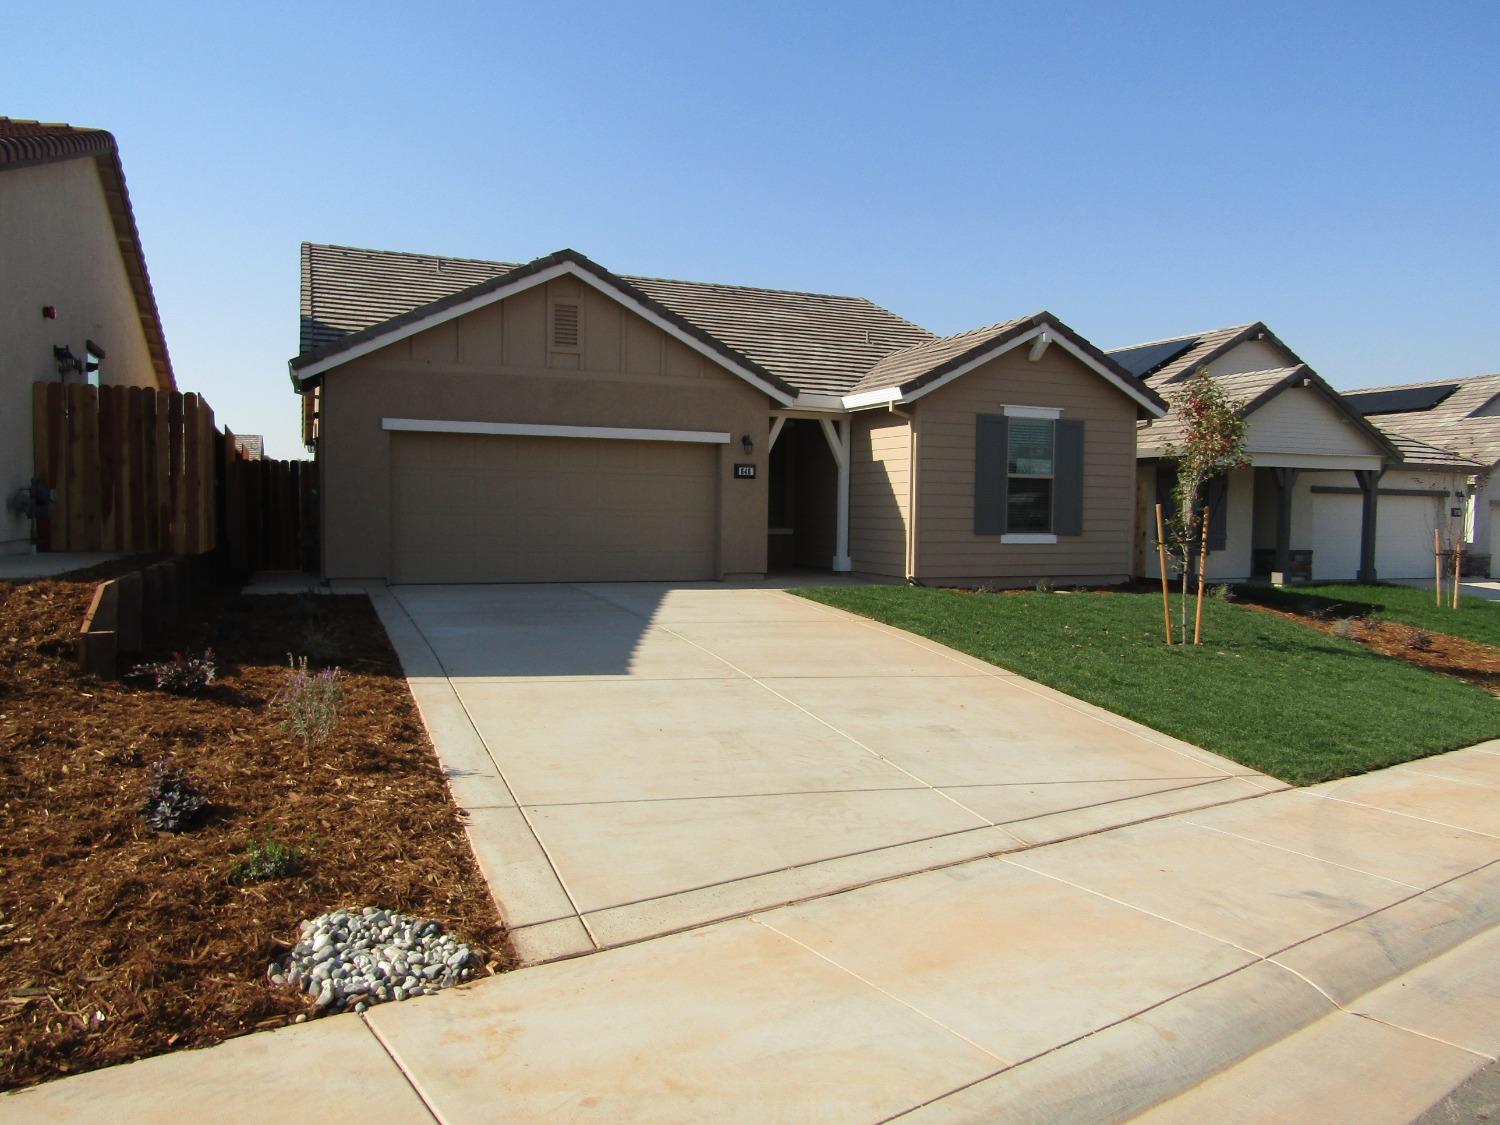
[318,275,771,580]
[849,412,911,577]
[1244,387,1377,458]
[913,347,1139,584]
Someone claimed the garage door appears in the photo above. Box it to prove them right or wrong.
[391,432,718,583]
[1312,491,1443,580]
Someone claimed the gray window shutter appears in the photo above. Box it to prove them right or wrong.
[974,413,1007,535]
[1053,419,1085,536]
[1205,473,1229,551]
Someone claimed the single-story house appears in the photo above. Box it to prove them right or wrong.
[0,118,176,555]
[1345,373,1500,576]
[1109,323,1477,583]
[290,243,1167,585]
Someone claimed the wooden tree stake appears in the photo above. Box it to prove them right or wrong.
[1435,529,1443,607]
[1454,543,1463,609]
[1155,503,1172,644]
[1194,506,1211,646]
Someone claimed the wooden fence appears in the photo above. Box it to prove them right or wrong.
[32,383,318,572]
[32,382,216,554]
[222,430,319,573]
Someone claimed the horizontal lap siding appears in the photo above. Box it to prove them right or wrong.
[915,349,1138,582]
[850,413,909,577]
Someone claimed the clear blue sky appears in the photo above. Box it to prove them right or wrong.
[6,1,1497,458]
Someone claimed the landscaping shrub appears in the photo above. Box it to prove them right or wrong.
[272,655,344,768]
[139,761,207,833]
[1395,624,1435,651]
[1329,616,1365,641]
[229,834,303,883]
[128,649,216,694]
[1033,579,1054,594]
[1211,584,1234,602]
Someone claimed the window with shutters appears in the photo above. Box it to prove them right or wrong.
[1006,417,1055,533]
[549,300,582,352]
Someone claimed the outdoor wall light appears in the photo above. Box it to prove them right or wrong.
[741,434,754,454]
[53,345,82,378]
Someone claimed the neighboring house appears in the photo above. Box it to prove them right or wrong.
[1109,323,1476,583]
[233,434,265,460]
[1345,374,1500,576]
[0,117,176,555]
[291,243,1166,585]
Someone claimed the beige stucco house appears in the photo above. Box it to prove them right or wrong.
[1111,324,1477,583]
[0,117,175,555]
[1344,374,1500,576]
[291,244,1167,585]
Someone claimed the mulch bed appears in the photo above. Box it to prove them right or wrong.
[0,568,510,1091]
[1245,602,1500,696]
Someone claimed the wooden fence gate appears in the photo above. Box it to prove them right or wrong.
[31,382,216,554]
[221,431,319,573]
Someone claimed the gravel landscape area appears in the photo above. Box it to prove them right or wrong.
[0,565,509,1091]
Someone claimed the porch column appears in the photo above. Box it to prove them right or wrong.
[819,417,852,573]
[1273,467,1300,580]
[1355,467,1385,583]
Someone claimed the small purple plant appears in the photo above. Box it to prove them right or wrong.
[140,760,207,832]
[272,655,343,768]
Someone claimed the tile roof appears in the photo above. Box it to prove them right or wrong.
[1107,324,1265,387]
[299,243,935,396]
[1136,367,1298,457]
[1347,372,1500,466]
[849,316,1034,394]
[0,118,175,390]
[1376,429,1482,471]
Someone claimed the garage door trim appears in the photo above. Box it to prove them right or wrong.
[383,417,732,445]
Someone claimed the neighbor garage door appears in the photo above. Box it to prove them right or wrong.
[1312,491,1443,581]
[391,432,718,583]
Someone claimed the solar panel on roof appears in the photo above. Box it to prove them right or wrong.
[1108,337,1199,378]
[1343,384,1459,416]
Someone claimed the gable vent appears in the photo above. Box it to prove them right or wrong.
[550,301,581,351]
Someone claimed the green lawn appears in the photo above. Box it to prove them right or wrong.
[1233,582,1500,649]
[793,585,1500,785]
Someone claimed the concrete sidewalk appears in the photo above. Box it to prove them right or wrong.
[8,743,1500,1122]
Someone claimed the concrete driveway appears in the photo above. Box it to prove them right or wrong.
[371,581,1284,962]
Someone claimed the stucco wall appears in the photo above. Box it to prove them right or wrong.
[913,345,1139,585]
[317,276,772,580]
[849,411,910,577]
[1,158,160,551]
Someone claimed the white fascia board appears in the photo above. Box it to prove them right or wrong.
[1003,405,1062,419]
[382,418,731,444]
[1248,451,1383,471]
[784,392,848,412]
[295,262,572,380]
[297,260,796,406]
[843,325,1168,418]
[840,385,902,410]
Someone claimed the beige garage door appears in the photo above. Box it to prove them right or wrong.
[391,432,719,583]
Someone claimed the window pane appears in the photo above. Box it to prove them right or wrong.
[1007,478,1052,532]
[1007,418,1054,475]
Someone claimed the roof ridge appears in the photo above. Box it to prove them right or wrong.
[1107,322,1257,353]
[303,240,913,309]
[1346,371,1500,394]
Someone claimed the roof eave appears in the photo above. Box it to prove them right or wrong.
[290,249,798,406]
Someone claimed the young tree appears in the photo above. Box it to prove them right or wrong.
[1164,368,1250,643]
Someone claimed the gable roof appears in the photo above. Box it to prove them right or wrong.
[0,118,175,390]
[1107,322,1300,388]
[1136,365,1407,463]
[1346,372,1500,466]
[296,242,934,398]
[845,312,1168,416]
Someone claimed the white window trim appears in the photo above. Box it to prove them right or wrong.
[1003,404,1062,419]
[382,418,731,444]
[1000,533,1058,545]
